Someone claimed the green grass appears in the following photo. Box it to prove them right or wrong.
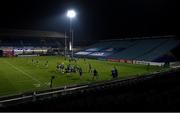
[0,56,167,97]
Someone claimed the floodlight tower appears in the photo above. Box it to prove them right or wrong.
[66,9,76,58]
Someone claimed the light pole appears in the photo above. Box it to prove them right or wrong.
[66,9,76,58]
[64,32,67,57]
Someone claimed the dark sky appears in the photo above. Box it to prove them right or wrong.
[0,0,178,41]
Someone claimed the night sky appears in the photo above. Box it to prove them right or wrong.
[0,0,178,41]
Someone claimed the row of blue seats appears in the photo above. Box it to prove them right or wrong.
[137,39,180,61]
[110,39,168,59]
[75,38,180,62]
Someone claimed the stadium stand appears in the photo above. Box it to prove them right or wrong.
[0,29,65,49]
[75,40,135,58]
[75,36,180,62]
[0,38,66,57]
[0,38,64,48]
[110,39,167,59]
[137,38,180,62]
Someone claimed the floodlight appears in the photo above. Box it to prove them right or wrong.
[67,10,76,18]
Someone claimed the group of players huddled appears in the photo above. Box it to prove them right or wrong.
[30,57,118,80]
[56,58,99,80]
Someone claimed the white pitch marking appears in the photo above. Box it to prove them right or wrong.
[3,60,42,84]
[33,84,41,87]
[45,82,51,86]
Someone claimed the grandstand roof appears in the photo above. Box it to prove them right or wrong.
[100,35,177,42]
[0,29,66,39]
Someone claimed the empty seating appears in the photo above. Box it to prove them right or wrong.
[111,39,167,59]
[75,37,180,62]
[137,39,180,61]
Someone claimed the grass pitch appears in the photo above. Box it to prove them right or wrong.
[0,56,166,97]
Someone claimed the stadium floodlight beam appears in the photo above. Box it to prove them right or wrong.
[66,9,76,58]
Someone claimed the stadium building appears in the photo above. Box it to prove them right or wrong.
[0,29,67,57]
